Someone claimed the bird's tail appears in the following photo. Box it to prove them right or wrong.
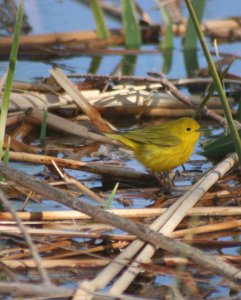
[104,133,137,151]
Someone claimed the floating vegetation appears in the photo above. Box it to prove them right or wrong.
[0,1,241,299]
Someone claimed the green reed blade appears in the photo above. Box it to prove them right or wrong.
[185,0,241,163]
[105,182,119,209]
[40,109,47,147]
[90,0,110,40]
[183,0,205,50]
[121,0,141,49]
[0,0,23,161]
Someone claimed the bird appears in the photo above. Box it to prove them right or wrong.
[104,117,200,175]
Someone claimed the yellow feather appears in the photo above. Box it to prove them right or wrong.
[105,117,200,172]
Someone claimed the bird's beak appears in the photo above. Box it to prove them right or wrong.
[197,128,204,134]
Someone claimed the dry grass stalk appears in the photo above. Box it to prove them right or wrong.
[0,226,115,238]
[6,150,86,169]
[47,241,127,260]
[20,191,33,210]
[2,240,71,260]
[2,258,108,269]
[171,219,241,238]
[49,68,114,133]
[26,107,111,143]
[0,190,51,284]
[0,89,99,111]
[0,206,240,221]
[51,160,105,203]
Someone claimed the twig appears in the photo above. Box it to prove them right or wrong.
[51,160,105,203]
[0,190,51,284]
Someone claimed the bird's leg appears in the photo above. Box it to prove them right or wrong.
[154,171,175,194]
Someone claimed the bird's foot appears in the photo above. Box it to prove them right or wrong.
[154,171,175,194]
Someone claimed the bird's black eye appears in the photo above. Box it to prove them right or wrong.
[186,127,191,131]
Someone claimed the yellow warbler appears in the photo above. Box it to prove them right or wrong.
[105,117,200,172]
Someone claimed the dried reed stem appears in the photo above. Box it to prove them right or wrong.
[0,190,51,284]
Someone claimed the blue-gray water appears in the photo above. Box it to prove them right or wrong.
[1,1,241,297]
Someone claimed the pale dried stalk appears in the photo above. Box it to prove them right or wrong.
[0,206,241,221]
[51,160,105,203]
[2,220,241,242]
[6,151,86,168]
[26,107,110,144]
[0,225,114,238]
[77,153,238,297]
[0,190,51,284]
[2,259,108,269]
[49,68,114,132]
[171,219,241,238]
[4,241,71,260]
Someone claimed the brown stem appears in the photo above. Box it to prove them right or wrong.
[0,162,240,284]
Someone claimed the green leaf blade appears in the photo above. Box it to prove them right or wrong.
[121,0,142,49]
[0,0,23,160]
[105,182,119,209]
[90,0,110,40]
[201,132,241,159]
[183,0,205,50]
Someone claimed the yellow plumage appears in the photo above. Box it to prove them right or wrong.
[105,117,200,172]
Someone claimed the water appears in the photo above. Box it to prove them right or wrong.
[1,0,240,81]
[1,1,241,298]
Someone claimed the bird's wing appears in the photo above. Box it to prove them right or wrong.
[122,127,181,147]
